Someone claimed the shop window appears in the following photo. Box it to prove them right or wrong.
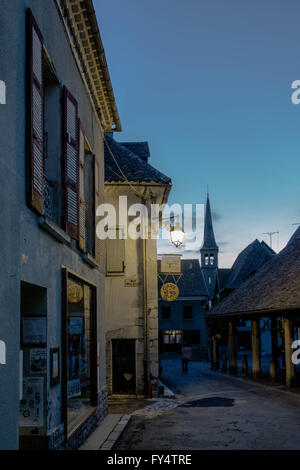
[161,306,171,320]
[62,270,97,435]
[163,330,182,344]
[183,305,193,320]
[19,282,47,443]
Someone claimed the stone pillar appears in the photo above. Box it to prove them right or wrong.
[251,319,261,377]
[242,355,248,376]
[283,317,295,387]
[269,360,276,382]
[228,321,237,373]
[271,317,279,369]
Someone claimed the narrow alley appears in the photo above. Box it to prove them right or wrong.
[114,358,300,450]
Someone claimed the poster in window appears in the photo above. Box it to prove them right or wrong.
[19,377,44,427]
[50,348,60,388]
[30,349,47,375]
[22,317,47,345]
[67,378,81,398]
[69,317,83,335]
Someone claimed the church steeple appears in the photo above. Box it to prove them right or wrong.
[200,192,219,269]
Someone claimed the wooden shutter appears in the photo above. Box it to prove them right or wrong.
[94,159,101,262]
[27,9,44,214]
[63,87,79,239]
[106,228,125,274]
[79,122,86,251]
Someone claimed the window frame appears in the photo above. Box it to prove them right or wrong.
[61,267,98,439]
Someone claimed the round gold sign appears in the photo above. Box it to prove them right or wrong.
[67,283,84,303]
[160,282,179,302]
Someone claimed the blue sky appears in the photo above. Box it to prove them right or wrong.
[95,0,300,267]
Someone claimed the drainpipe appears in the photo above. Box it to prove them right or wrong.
[143,216,152,398]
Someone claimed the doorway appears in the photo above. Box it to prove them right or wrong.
[112,339,136,394]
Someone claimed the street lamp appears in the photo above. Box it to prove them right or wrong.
[170,221,185,248]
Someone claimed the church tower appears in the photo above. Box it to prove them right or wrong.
[200,193,219,296]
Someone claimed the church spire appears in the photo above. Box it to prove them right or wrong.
[201,192,218,250]
[200,192,219,270]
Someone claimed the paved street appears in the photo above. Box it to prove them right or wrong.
[115,358,300,450]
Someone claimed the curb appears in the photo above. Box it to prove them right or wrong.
[100,415,131,450]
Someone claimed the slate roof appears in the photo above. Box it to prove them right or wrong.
[201,194,218,250]
[208,227,300,318]
[217,268,232,290]
[121,142,150,162]
[104,135,171,185]
[223,239,276,291]
[158,259,208,298]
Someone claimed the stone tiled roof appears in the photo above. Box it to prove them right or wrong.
[158,259,208,298]
[208,227,300,318]
[223,239,275,291]
[104,135,171,185]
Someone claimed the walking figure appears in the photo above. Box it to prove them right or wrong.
[181,343,191,373]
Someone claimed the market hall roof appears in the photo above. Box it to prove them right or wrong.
[104,135,172,185]
[223,239,276,291]
[158,259,208,298]
[208,227,300,318]
[62,0,121,132]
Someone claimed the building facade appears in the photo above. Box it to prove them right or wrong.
[158,259,209,354]
[0,0,120,449]
[158,193,228,355]
[103,135,171,397]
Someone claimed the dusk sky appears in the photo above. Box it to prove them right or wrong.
[96,0,300,267]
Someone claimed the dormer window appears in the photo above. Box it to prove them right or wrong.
[210,254,214,265]
[205,254,209,266]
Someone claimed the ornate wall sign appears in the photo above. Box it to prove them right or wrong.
[160,282,179,302]
[160,254,181,274]
[67,283,84,303]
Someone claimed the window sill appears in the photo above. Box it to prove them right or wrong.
[82,253,100,269]
[39,216,71,245]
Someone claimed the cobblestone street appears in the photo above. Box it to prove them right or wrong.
[115,359,300,450]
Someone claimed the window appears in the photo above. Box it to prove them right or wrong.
[84,149,95,256]
[63,270,97,435]
[43,49,60,223]
[183,305,193,320]
[106,228,125,275]
[161,306,171,320]
[210,254,214,265]
[208,275,212,284]
[204,254,209,266]
[163,330,182,344]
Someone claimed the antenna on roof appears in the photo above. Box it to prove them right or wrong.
[262,231,279,249]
